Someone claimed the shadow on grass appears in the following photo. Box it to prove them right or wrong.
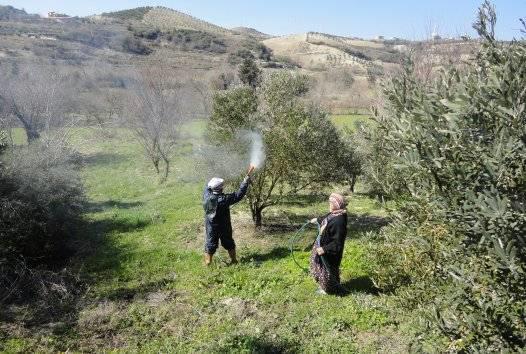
[1,199,153,331]
[348,213,390,235]
[280,193,326,206]
[260,213,316,235]
[240,247,291,263]
[81,152,127,167]
[87,200,143,212]
[258,212,389,238]
[340,276,379,296]
[102,277,174,302]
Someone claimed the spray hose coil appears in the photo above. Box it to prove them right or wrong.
[289,221,331,275]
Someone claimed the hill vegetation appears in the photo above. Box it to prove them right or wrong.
[0,5,39,20]
[101,7,153,21]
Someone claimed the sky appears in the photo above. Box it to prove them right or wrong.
[2,0,525,40]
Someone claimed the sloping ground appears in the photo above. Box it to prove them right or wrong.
[0,5,39,20]
[264,34,370,71]
[307,32,385,49]
[100,7,152,21]
[231,27,271,39]
[143,7,232,35]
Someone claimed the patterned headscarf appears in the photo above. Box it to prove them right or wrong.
[320,193,347,235]
[329,193,346,214]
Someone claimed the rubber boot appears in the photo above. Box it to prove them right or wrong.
[204,253,213,266]
[227,249,238,264]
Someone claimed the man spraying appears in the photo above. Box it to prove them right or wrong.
[203,165,255,266]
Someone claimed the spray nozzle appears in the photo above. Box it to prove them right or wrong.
[247,164,255,175]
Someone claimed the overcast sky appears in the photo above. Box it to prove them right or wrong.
[3,0,525,40]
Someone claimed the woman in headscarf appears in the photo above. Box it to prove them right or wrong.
[309,193,348,295]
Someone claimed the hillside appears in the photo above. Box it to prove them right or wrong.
[231,27,271,39]
[264,33,373,71]
[0,5,39,20]
[0,4,478,113]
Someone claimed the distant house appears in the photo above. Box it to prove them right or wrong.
[48,11,69,18]
[375,35,384,41]
[47,11,74,22]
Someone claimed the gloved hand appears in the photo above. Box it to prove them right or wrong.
[243,175,251,183]
[309,218,318,224]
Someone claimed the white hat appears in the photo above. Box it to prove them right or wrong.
[207,177,224,192]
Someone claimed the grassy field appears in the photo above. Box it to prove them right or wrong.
[330,114,371,131]
[3,122,408,353]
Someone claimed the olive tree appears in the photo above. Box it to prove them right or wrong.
[238,56,261,89]
[209,72,349,227]
[367,2,526,350]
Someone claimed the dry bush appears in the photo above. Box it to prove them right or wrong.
[124,65,185,181]
[0,63,72,142]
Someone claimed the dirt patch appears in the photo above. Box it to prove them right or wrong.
[143,290,174,307]
[77,300,125,330]
[354,326,408,353]
[220,297,257,321]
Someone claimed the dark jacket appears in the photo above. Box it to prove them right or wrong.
[318,213,348,268]
[203,178,249,237]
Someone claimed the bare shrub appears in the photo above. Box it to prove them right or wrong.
[0,64,69,142]
[125,65,186,181]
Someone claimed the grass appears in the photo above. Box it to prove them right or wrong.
[1,122,407,353]
[330,114,371,131]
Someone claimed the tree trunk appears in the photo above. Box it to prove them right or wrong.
[152,159,160,174]
[251,205,263,228]
[14,112,39,143]
[254,209,262,228]
[350,174,357,193]
[25,128,40,143]
[160,155,170,183]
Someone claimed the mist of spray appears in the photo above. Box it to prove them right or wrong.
[189,130,266,183]
[248,131,265,168]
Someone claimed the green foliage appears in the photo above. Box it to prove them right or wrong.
[366,64,384,84]
[101,7,152,21]
[336,128,363,192]
[0,140,85,308]
[0,5,38,20]
[242,41,273,61]
[209,86,258,142]
[129,25,227,53]
[273,55,301,68]
[367,3,526,350]
[0,125,401,352]
[209,72,352,226]
[166,29,226,53]
[121,36,152,55]
[238,56,262,89]
[0,142,84,265]
[132,27,161,40]
[229,42,273,65]
[0,130,6,154]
